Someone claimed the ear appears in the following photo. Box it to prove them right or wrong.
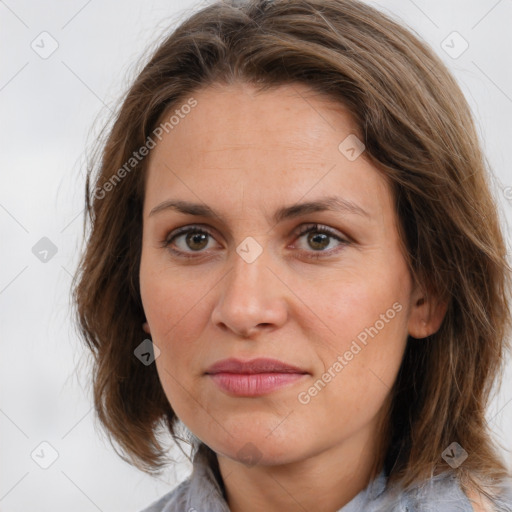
[142,321,151,335]
[407,281,449,339]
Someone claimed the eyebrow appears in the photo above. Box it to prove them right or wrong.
[148,196,370,224]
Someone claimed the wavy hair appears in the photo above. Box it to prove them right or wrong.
[72,0,512,504]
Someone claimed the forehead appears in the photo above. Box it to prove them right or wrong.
[161,81,360,148]
[143,81,390,221]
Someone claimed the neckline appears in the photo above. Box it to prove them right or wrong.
[193,443,388,510]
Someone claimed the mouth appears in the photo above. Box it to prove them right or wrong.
[205,357,309,397]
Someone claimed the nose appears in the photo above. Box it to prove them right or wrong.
[210,247,288,338]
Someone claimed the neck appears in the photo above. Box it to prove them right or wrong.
[216,420,386,512]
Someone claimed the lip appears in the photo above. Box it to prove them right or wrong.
[205,357,307,375]
[205,358,309,397]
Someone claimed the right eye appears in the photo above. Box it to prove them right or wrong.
[161,225,220,259]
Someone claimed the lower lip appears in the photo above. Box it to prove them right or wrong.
[208,372,306,396]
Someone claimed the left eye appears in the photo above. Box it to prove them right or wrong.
[293,224,349,256]
[162,223,349,259]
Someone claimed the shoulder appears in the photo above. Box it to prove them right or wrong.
[138,479,191,512]
[138,474,230,512]
[399,472,512,512]
[462,476,512,512]
[465,488,495,512]
[368,471,495,512]
[400,471,475,511]
[137,452,230,512]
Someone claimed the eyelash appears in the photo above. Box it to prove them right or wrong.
[161,223,350,260]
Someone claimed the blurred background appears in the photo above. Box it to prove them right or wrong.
[1,0,511,510]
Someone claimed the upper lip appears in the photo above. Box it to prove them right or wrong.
[205,357,308,375]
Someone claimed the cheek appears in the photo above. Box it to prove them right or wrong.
[140,267,215,393]
[298,313,407,440]
[140,258,204,340]
[143,273,208,412]
[303,270,409,404]
[299,264,409,347]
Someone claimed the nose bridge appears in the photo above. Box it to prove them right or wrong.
[211,240,287,335]
[227,242,272,308]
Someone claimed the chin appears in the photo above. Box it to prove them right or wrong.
[209,430,306,467]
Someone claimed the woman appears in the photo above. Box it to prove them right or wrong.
[72,0,512,510]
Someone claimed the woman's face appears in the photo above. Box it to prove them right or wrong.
[139,82,436,466]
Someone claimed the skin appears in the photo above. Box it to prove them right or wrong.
[139,81,448,512]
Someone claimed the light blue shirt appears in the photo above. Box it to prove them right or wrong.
[141,443,512,511]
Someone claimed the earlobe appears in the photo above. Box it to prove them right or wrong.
[142,321,151,334]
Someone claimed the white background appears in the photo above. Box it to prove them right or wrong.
[1,0,511,510]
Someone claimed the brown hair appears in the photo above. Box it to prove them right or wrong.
[72,0,512,503]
